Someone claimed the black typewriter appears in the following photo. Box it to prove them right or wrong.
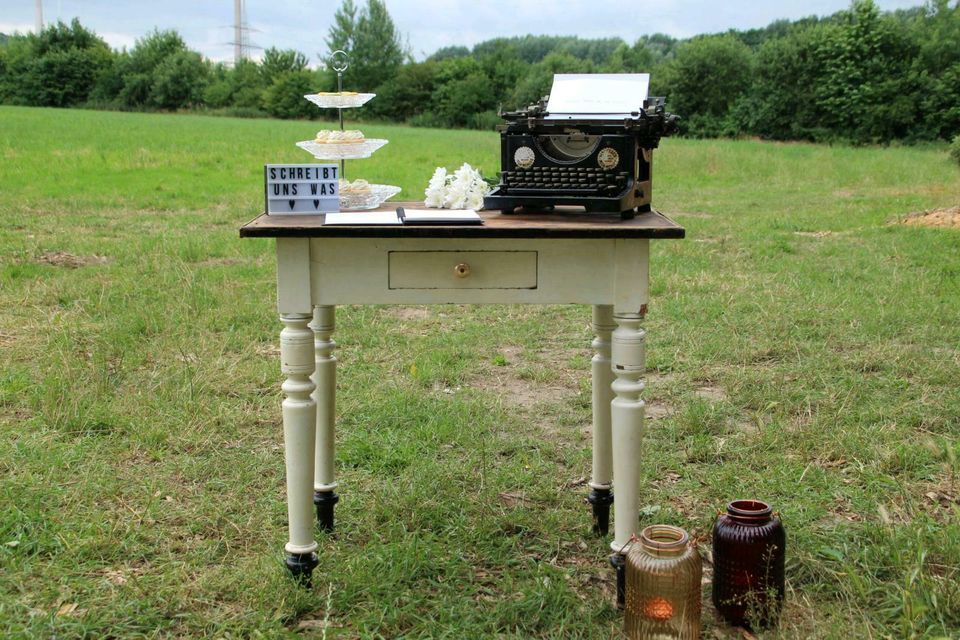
[484,74,678,219]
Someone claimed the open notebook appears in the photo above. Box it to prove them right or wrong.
[323,208,483,226]
[396,208,482,225]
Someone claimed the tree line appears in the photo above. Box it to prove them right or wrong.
[1,0,957,145]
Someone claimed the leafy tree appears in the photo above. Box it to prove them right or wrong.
[232,58,268,109]
[202,62,232,108]
[89,50,125,104]
[262,69,317,119]
[204,58,265,110]
[353,0,409,90]
[106,29,211,110]
[429,46,469,62]
[2,1,958,142]
[117,30,189,107]
[125,29,186,75]
[0,20,113,107]
[635,34,678,63]
[432,71,495,127]
[477,45,526,102]
[734,25,830,141]
[117,73,153,107]
[0,35,36,104]
[25,48,106,106]
[324,0,409,91]
[34,19,108,56]
[555,37,625,65]
[509,52,594,109]
[472,36,560,63]
[260,47,309,86]
[364,61,439,121]
[472,35,618,65]
[658,35,754,137]
[912,0,960,140]
[601,41,658,73]
[150,50,208,109]
[325,0,357,55]
[814,0,920,143]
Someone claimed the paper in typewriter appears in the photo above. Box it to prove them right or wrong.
[545,73,650,120]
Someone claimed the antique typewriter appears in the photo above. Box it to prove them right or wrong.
[484,74,678,218]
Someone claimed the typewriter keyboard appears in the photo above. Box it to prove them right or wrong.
[500,168,629,195]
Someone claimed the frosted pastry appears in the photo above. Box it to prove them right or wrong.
[314,129,365,144]
[339,179,371,194]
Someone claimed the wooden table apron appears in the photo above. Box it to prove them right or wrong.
[240,205,685,586]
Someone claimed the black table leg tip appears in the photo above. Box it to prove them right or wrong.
[587,488,614,536]
[285,551,319,587]
[314,490,340,532]
[609,553,626,610]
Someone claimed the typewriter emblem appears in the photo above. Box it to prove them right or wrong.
[514,146,535,169]
[597,147,619,171]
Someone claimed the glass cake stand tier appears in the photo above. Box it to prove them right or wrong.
[339,184,401,210]
[303,93,376,109]
[296,139,388,160]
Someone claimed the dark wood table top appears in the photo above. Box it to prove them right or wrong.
[240,203,685,240]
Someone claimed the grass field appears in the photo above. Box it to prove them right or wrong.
[1,105,959,639]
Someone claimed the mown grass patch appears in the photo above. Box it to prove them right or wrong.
[1,106,959,637]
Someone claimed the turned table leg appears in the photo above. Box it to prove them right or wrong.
[587,305,616,536]
[280,313,319,585]
[609,312,646,608]
[311,305,339,532]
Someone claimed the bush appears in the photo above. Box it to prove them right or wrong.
[1,20,113,107]
[431,71,497,128]
[951,135,960,166]
[116,30,192,108]
[150,50,208,109]
[407,111,447,129]
[262,70,317,119]
[365,62,438,122]
[471,110,502,130]
[658,34,754,138]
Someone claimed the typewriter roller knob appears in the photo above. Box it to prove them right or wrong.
[454,263,471,278]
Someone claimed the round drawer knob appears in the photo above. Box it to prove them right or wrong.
[454,263,471,278]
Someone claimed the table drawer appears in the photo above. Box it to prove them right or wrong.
[388,250,537,289]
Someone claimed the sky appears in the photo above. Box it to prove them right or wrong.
[0,0,925,66]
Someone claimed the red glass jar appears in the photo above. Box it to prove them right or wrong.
[712,499,785,628]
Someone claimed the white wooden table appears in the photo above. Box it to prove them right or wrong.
[240,204,684,596]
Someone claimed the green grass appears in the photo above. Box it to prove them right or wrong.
[1,105,959,638]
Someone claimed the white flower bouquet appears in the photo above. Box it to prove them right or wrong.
[423,163,491,210]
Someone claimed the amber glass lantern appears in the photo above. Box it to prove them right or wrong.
[625,525,702,640]
[712,499,785,628]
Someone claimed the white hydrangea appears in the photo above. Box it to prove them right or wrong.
[423,163,490,209]
[423,167,448,208]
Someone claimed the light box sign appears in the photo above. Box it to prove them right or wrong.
[265,164,339,215]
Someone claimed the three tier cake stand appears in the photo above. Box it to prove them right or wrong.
[296,50,401,210]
